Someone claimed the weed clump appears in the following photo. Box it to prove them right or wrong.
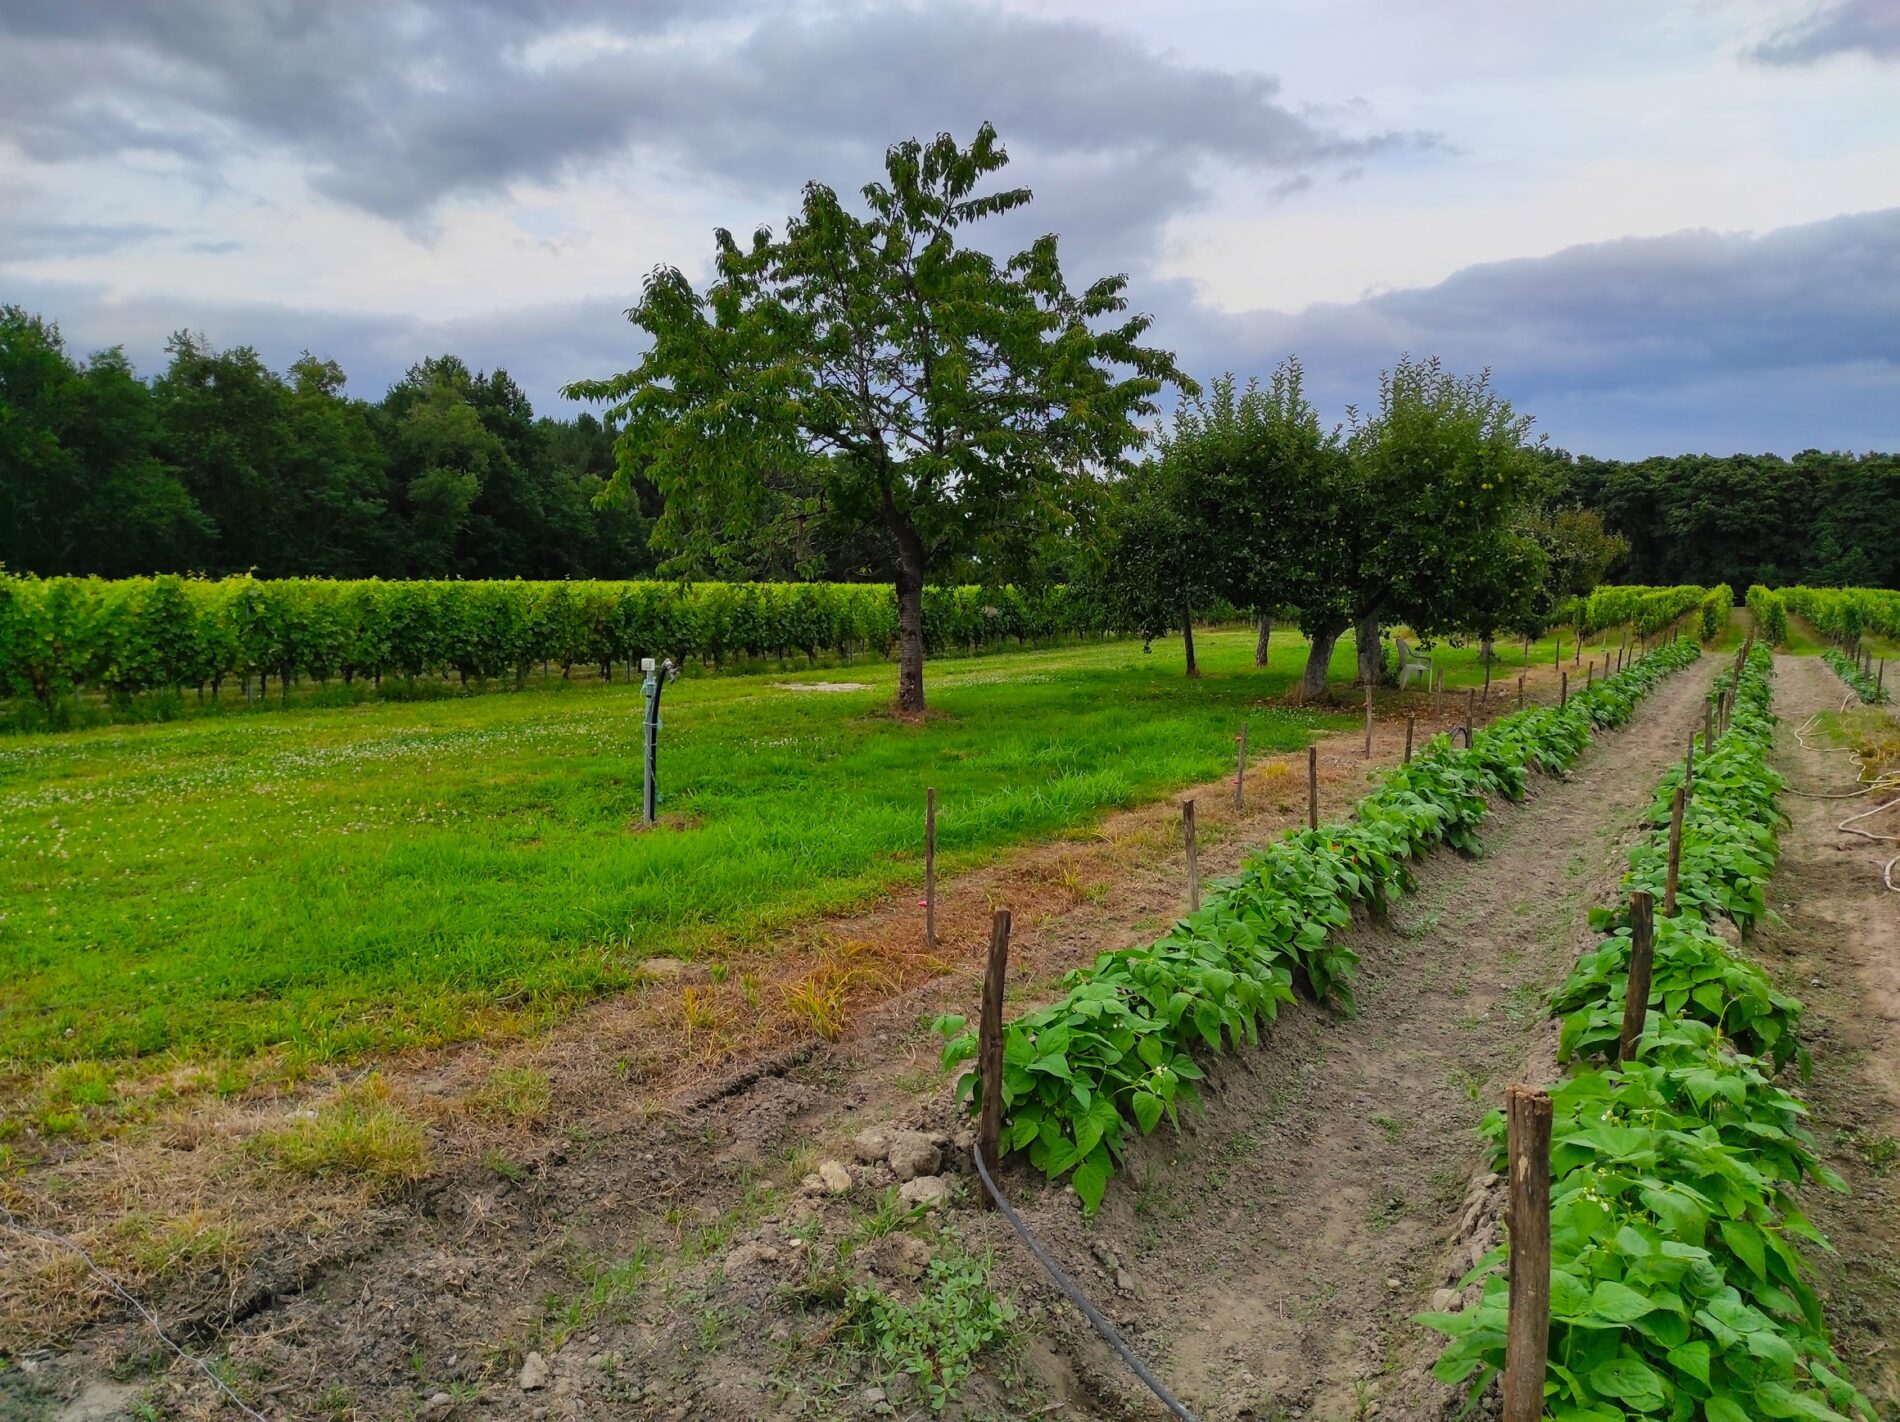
[251,1074,429,1187]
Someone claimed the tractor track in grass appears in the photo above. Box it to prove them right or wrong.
[0,654,1670,1422]
[1753,654,1900,1414]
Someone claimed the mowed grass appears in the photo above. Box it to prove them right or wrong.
[2,627,1364,1073]
[0,617,1650,1076]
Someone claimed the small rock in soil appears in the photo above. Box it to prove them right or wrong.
[898,1175,951,1209]
[865,1232,931,1281]
[851,1128,891,1163]
[724,1242,782,1274]
[885,1130,942,1181]
[518,1351,550,1390]
[818,1159,853,1194]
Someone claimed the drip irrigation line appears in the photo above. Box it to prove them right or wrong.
[1792,706,1900,894]
[970,1146,1201,1422]
[0,1204,272,1420]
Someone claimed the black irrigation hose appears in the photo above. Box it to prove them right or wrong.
[970,1145,1201,1422]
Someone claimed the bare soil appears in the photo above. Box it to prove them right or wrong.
[34,649,1888,1422]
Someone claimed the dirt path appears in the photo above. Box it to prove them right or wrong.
[1753,654,1900,1413]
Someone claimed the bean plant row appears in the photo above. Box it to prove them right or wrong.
[1820,646,1888,705]
[936,635,1703,1214]
[1424,647,1876,1421]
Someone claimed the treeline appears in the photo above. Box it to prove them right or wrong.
[1549,450,1900,590]
[0,574,1192,709]
[1,307,673,582]
[1102,361,1644,696]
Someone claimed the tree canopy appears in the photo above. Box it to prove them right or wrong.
[564,125,1190,711]
[0,306,657,582]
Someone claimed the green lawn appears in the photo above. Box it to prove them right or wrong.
[0,618,1664,1076]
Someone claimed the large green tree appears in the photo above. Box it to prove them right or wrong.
[565,125,1188,712]
[1290,357,1543,698]
[1104,363,1340,678]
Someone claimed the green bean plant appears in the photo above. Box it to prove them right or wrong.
[1423,647,1875,1421]
[937,636,1703,1213]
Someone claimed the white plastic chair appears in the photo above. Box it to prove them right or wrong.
[1395,637,1433,690]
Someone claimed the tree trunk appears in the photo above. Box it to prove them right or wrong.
[884,489,930,716]
[1255,614,1272,667]
[1354,612,1382,686]
[1182,602,1201,678]
[1481,635,1495,666]
[1302,623,1344,701]
[894,565,926,714]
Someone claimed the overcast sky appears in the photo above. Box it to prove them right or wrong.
[2,0,1897,457]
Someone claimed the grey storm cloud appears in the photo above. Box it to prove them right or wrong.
[1747,0,1900,65]
[0,0,1421,256]
[1180,208,1900,455]
[13,208,1897,461]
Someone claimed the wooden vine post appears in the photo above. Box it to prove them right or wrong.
[924,787,938,950]
[1307,746,1319,831]
[1560,671,1568,708]
[1618,890,1656,1062]
[1465,688,1477,738]
[976,908,1012,1209]
[1235,722,1248,812]
[1404,714,1415,764]
[1518,673,1526,709]
[1585,665,1594,693]
[1182,799,1201,912]
[1501,1084,1555,1422]
[1664,785,1686,916]
[1364,682,1374,759]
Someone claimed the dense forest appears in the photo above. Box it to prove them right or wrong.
[3,305,1896,591]
[1547,449,1900,590]
[0,306,662,581]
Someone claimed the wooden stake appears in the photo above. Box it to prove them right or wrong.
[1618,890,1656,1063]
[1560,671,1568,707]
[924,787,938,951]
[1307,746,1319,831]
[1664,785,1686,916]
[1465,688,1476,738]
[1183,799,1201,912]
[1585,665,1593,692]
[1501,1084,1554,1422]
[1518,673,1526,709]
[1404,714,1415,764]
[1554,634,1562,669]
[1364,682,1374,759]
[1235,722,1248,812]
[976,908,1012,1208]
